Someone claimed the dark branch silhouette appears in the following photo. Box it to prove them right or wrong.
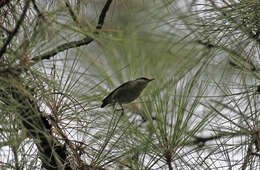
[0,0,31,59]
[0,0,115,169]
[32,0,113,63]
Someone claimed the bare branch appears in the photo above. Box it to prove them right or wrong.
[96,0,113,29]
[32,0,114,63]
[31,37,93,62]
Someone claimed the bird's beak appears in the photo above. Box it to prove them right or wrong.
[149,78,155,82]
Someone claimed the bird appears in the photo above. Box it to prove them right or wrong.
[101,77,154,108]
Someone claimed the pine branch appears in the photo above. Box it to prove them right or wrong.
[0,0,31,59]
[31,0,113,63]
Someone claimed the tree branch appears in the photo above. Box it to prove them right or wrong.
[65,1,81,27]
[31,37,93,62]
[32,0,45,20]
[165,150,173,170]
[0,0,31,59]
[188,132,247,147]
[96,0,113,29]
[194,39,258,71]
[241,143,252,170]
[4,77,72,170]
[0,0,10,9]
[31,0,113,63]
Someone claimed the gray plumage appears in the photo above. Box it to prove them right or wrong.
[101,77,154,108]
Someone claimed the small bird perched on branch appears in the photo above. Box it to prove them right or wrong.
[101,77,154,108]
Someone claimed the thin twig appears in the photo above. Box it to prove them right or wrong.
[194,39,258,71]
[0,24,11,34]
[96,0,113,29]
[32,0,45,19]
[189,132,247,146]
[241,143,252,170]
[65,1,81,27]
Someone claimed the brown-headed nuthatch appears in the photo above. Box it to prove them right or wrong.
[101,77,154,108]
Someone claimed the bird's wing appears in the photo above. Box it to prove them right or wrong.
[102,80,131,103]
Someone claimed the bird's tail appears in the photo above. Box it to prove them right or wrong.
[101,101,107,108]
[101,98,109,108]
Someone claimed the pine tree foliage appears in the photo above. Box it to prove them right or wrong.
[0,0,260,169]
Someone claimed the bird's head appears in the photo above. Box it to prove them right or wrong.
[136,77,154,82]
[134,77,154,87]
